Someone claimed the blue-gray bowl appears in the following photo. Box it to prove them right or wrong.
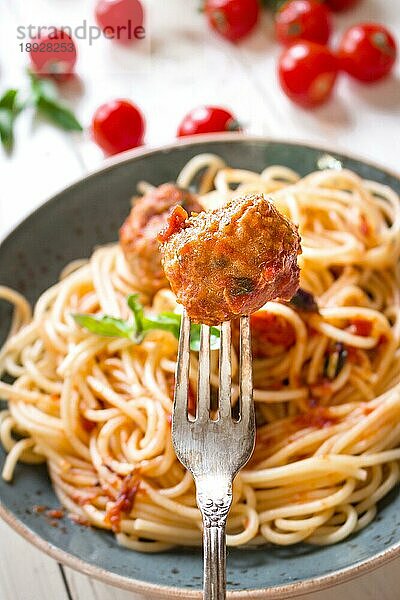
[1,135,400,598]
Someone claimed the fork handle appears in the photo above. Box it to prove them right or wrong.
[198,487,232,600]
[203,522,227,599]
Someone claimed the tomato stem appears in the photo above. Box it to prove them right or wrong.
[371,32,396,57]
[227,118,242,132]
[212,9,227,33]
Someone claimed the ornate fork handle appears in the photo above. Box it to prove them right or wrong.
[197,482,233,600]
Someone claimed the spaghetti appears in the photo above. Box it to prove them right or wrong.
[1,153,400,550]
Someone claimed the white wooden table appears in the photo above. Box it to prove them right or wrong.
[1,0,400,598]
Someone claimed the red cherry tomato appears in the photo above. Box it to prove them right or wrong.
[278,41,339,108]
[177,106,241,137]
[275,0,331,46]
[92,99,145,155]
[95,0,144,45]
[204,0,259,42]
[30,29,77,80]
[338,23,397,83]
[325,0,359,11]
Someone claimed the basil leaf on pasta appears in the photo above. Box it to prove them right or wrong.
[144,313,220,351]
[127,294,145,335]
[73,314,139,341]
[189,323,221,351]
[74,297,221,351]
[143,312,181,339]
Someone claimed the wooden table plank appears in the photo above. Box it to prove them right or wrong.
[63,556,400,600]
[0,520,69,600]
[295,559,400,600]
[65,566,148,600]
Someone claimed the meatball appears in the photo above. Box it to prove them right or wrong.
[159,193,302,325]
[119,184,203,294]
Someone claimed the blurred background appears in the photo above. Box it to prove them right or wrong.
[0,0,399,238]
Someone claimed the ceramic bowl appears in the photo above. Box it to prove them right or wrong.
[1,136,400,598]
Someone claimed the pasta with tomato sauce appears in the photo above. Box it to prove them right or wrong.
[0,153,399,550]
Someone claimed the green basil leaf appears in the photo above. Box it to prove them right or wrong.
[127,294,145,335]
[143,311,220,351]
[209,326,221,351]
[143,312,181,339]
[28,70,82,131]
[73,314,137,340]
[73,296,222,352]
[0,89,24,150]
[188,323,221,351]
[0,109,14,149]
[37,95,83,131]
[28,71,58,102]
[0,89,18,111]
[188,323,201,351]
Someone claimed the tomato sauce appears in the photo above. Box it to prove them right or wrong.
[293,407,339,429]
[157,205,188,243]
[105,474,141,533]
[81,416,96,432]
[359,214,371,237]
[46,509,64,519]
[250,310,296,358]
[349,318,373,337]
[70,514,91,527]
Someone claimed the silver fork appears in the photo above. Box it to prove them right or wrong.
[172,310,256,600]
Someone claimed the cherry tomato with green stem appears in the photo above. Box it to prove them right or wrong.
[30,29,77,81]
[275,0,332,46]
[204,0,259,42]
[338,23,397,82]
[278,41,339,108]
[177,106,241,137]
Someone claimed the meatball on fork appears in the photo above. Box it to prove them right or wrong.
[159,193,302,325]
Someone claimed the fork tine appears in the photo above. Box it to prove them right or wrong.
[172,314,255,600]
[239,316,254,425]
[197,325,210,421]
[219,321,232,419]
[174,309,191,420]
